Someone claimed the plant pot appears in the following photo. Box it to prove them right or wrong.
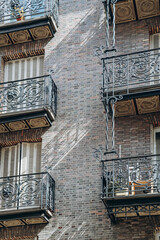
[115,188,129,196]
[16,16,25,21]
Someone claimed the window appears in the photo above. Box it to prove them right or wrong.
[5,55,44,82]
[0,142,41,177]
[0,142,42,209]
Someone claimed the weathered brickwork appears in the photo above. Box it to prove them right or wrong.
[115,115,151,157]
[112,217,155,240]
[0,0,159,239]
[0,224,41,239]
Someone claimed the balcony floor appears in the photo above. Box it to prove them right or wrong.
[0,207,52,227]
[103,194,160,219]
[0,108,55,133]
[110,87,160,118]
[0,16,57,47]
[0,172,55,227]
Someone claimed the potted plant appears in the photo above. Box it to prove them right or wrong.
[11,1,25,21]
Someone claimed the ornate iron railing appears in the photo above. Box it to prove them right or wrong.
[102,48,160,95]
[0,0,59,26]
[0,75,57,116]
[0,172,55,211]
[102,154,160,199]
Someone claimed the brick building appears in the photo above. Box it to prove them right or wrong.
[0,0,159,239]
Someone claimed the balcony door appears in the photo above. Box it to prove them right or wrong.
[0,142,41,209]
[3,56,44,114]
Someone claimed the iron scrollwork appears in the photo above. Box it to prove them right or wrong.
[102,154,160,198]
[103,49,160,91]
[0,173,55,211]
[0,76,57,116]
[1,80,43,109]
[0,0,59,24]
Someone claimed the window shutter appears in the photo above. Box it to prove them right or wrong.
[21,142,41,175]
[6,62,13,82]
[154,34,160,48]
[0,142,41,177]
[5,56,44,82]
[35,142,41,173]
[33,57,37,77]
[39,56,44,76]
[21,60,25,79]
[14,61,19,80]
[0,145,18,177]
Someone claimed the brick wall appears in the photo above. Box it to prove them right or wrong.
[0,0,159,239]
[115,115,151,157]
[0,225,41,239]
[112,217,155,240]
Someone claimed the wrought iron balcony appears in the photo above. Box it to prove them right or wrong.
[0,0,59,47]
[0,75,57,132]
[103,48,160,94]
[102,154,160,220]
[0,172,55,227]
[102,48,160,118]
